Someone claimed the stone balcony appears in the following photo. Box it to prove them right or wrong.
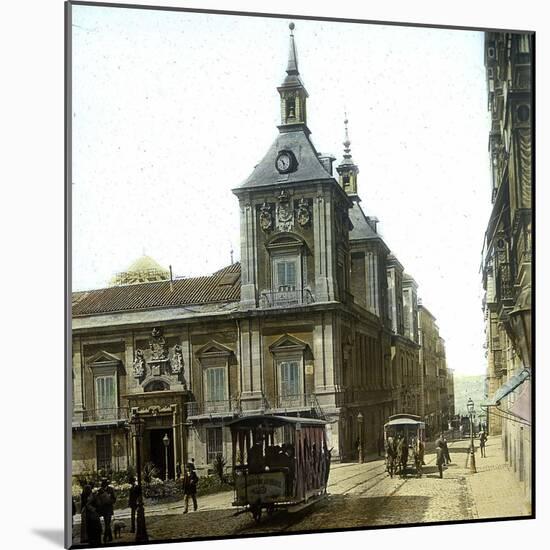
[259,288,314,309]
[72,407,129,430]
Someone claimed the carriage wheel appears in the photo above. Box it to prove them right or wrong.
[251,506,262,523]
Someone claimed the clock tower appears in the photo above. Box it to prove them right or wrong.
[233,23,352,310]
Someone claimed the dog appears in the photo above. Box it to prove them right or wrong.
[113,520,127,539]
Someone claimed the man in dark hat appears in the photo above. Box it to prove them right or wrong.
[182,464,199,513]
[97,478,116,543]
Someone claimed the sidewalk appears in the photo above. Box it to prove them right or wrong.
[455,436,531,519]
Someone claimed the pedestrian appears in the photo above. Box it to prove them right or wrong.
[128,476,140,533]
[79,484,93,543]
[97,478,117,543]
[176,462,182,479]
[84,492,103,546]
[435,441,445,478]
[182,464,199,513]
[479,430,487,458]
[459,424,464,439]
[441,434,451,465]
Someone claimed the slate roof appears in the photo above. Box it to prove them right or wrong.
[237,130,334,190]
[349,201,380,241]
[72,263,241,317]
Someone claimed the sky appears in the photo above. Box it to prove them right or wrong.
[71,5,494,375]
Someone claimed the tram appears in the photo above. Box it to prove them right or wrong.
[229,415,330,522]
[384,414,425,477]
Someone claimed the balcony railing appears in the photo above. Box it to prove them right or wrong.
[186,399,239,417]
[80,408,129,423]
[275,393,316,410]
[260,288,314,309]
[185,393,325,419]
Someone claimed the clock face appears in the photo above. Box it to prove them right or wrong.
[276,151,295,173]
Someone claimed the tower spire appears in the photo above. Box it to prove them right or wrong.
[286,22,298,75]
[336,113,360,197]
[277,22,309,134]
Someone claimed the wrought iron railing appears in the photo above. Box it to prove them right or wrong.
[185,393,326,419]
[275,393,317,409]
[260,288,314,308]
[185,399,239,417]
[80,408,129,423]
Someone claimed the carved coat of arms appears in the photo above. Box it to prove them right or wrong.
[149,327,168,360]
[276,190,293,232]
[259,202,273,232]
[296,198,311,228]
[133,349,146,378]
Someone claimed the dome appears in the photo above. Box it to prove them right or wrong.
[110,255,170,286]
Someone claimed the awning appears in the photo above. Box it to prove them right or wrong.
[485,369,531,406]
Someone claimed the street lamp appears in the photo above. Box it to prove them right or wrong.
[466,398,477,474]
[162,433,170,481]
[357,412,364,464]
[129,413,148,542]
[114,440,121,472]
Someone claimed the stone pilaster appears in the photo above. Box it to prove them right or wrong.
[72,336,85,421]
[239,198,258,309]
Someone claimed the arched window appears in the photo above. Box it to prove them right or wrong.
[264,233,310,307]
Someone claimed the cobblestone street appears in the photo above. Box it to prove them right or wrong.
[72,436,531,546]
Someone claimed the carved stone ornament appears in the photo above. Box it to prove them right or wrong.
[172,344,184,374]
[259,202,273,231]
[133,349,146,378]
[276,190,294,232]
[296,198,311,227]
[149,327,168,360]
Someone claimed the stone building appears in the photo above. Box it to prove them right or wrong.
[481,31,532,499]
[417,304,446,436]
[71,24,449,478]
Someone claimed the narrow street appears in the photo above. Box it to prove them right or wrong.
[72,436,530,546]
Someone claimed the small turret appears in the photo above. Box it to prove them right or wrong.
[336,115,359,197]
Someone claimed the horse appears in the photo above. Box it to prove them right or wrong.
[385,436,397,478]
[396,437,409,477]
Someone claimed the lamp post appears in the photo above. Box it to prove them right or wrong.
[357,412,364,464]
[467,398,477,474]
[114,440,121,472]
[162,433,170,481]
[129,413,148,542]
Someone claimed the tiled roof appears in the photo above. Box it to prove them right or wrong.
[72,263,241,317]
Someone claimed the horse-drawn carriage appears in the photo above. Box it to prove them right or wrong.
[229,415,330,522]
[384,414,425,478]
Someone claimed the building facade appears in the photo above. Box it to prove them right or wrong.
[482,31,532,499]
[71,25,451,479]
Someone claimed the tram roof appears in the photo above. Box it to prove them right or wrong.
[228,414,327,429]
[385,417,425,427]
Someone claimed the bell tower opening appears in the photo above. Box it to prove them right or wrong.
[277,23,309,133]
